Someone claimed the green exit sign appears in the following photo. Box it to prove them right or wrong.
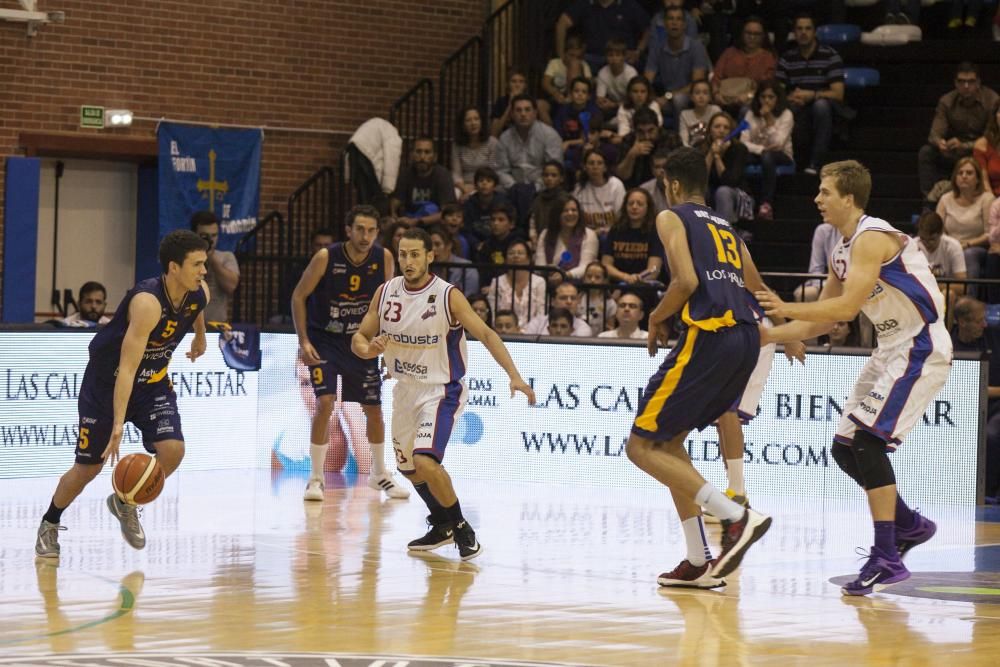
[80,105,104,128]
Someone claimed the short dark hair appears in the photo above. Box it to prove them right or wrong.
[548,306,574,325]
[565,31,585,51]
[79,281,106,300]
[426,223,452,246]
[605,37,627,54]
[412,136,436,151]
[917,211,944,236]
[400,227,433,251]
[663,146,708,196]
[511,93,536,110]
[490,201,517,222]
[957,61,980,78]
[346,204,380,227]
[189,210,218,231]
[632,107,659,130]
[494,309,518,324]
[311,227,334,241]
[569,76,592,94]
[441,202,463,218]
[953,295,985,322]
[159,229,209,273]
[474,166,499,184]
[792,11,815,28]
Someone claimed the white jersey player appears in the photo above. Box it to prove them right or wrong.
[758,160,951,597]
[352,228,536,561]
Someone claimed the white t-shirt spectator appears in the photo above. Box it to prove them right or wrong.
[522,313,593,337]
[534,228,600,280]
[598,327,647,339]
[597,63,638,103]
[486,273,547,326]
[916,234,967,278]
[935,191,995,243]
[544,57,593,97]
[574,177,626,236]
[617,101,663,137]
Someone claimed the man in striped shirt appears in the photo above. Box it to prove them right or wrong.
[776,12,846,176]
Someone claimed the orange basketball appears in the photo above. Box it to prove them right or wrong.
[112,453,164,505]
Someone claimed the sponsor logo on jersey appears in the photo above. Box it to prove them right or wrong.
[387,333,439,345]
[394,359,429,376]
[421,305,437,320]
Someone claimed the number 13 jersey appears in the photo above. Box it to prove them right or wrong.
[378,275,468,385]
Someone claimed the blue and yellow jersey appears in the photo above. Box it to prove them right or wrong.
[306,242,386,337]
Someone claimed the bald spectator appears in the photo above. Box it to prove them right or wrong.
[598,291,647,339]
[522,282,594,336]
[61,281,111,327]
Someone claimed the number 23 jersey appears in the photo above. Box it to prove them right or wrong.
[378,275,468,385]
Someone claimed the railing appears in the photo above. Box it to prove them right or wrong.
[390,78,435,150]
[232,210,287,325]
[438,36,485,165]
[287,166,339,256]
[483,0,556,106]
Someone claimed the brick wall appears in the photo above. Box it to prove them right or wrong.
[0,0,486,302]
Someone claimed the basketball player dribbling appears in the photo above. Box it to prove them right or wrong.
[758,160,950,596]
[36,230,211,557]
[625,147,773,589]
[352,228,536,560]
[292,205,408,501]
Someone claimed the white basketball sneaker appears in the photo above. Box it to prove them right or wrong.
[368,472,410,499]
[303,478,325,501]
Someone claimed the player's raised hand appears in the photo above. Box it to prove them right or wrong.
[784,340,807,365]
[754,290,787,318]
[186,333,207,362]
[510,378,536,405]
[299,341,326,366]
[102,424,124,465]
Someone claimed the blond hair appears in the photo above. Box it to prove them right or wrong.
[819,160,872,209]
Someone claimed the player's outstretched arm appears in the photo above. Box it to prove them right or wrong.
[351,285,389,360]
[292,248,329,365]
[757,269,843,344]
[449,288,536,405]
[740,243,806,363]
[106,293,161,464]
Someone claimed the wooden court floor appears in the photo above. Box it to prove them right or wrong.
[1,469,999,666]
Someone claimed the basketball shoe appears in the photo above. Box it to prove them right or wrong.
[35,520,66,558]
[303,478,324,501]
[896,512,936,559]
[842,546,910,596]
[453,520,483,561]
[106,493,145,549]
[710,508,771,577]
[657,559,726,589]
[704,489,749,525]
[368,472,410,499]
[408,517,455,551]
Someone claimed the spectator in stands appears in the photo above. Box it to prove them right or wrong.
[919,62,999,199]
[794,221,840,302]
[935,156,995,289]
[529,160,567,245]
[536,194,600,281]
[486,239,547,326]
[192,210,239,322]
[578,260,617,333]
[950,296,1000,502]
[463,166,511,246]
[649,0,700,45]
[643,6,711,124]
[380,219,408,258]
[818,319,861,347]
[987,197,1000,303]
[596,38,639,131]
[392,137,456,226]
[948,0,984,29]
[640,147,672,213]
[543,32,593,112]
[493,309,521,334]
[776,12,844,176]
[616,107,670,188]
[915,211,968,309]
[61,281,111,327]
[491,69,530,137]
[602,188,663,284]
[883,0,920,25]
[679,80,721,148]
[346,117,401,215]
[974,99,1000,196]
[522,282,594,336]
[555,76,608,173]
[469,294,493,327]
[617,75,664,138]
[441,203,472,259]
[556,0,650,70]
[574,148,627,235]
[428,224,479,297]
[496,94,564,228]
[477,202,526,285]
[710,15,776,116]
[704,111,752,225]
[741,80,794,221]
[451,106,499,201]
[598,290,647,339]
[544,307,576,337]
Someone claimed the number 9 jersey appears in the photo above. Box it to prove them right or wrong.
[671,203,756,332]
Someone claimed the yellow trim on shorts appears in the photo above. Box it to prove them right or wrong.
[681,302,736,332]
[634,327,699,432]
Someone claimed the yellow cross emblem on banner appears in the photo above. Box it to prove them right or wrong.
[197,149,229,212]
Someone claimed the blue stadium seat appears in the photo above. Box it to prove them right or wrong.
[844,67,881,89]
[816,24,862,44]
[744,163,796,178]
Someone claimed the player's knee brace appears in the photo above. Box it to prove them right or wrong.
[851,430,896,490]
[831,441,865,488]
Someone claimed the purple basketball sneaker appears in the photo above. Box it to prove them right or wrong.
[842,546,910,596]
[896,512,936,559]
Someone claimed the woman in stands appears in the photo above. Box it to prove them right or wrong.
[703,111,752,225]
[936,156,995,291]
[572,149,626,237]
[973,99,1000,196]
[601,187,663,285]
[486,240,547,326]
[709,16,776,116]
[535,193,600,282]
[616,75,663,139]
[451,106,499,201]
[741,80,794,221]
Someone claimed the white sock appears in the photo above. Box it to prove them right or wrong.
[695,483,744,522]
[682,516,713,566]
[726,458,745,496]
[370,441,386,476]
[309,443,328,480]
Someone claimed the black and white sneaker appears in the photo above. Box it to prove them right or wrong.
[454,520,483,561]
[407,517,454,551]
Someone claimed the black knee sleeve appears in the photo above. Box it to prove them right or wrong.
[851,430,896,490]
[831,441,865,488]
